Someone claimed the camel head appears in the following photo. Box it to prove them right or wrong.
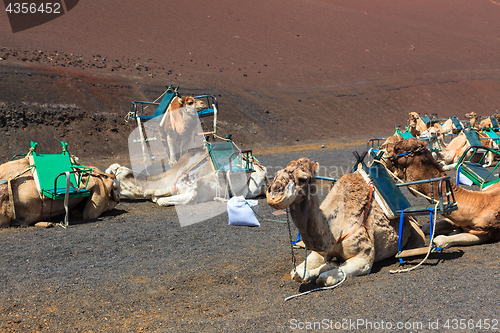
[465,112,479,129]
[383,138,427,168]
[382,138,444,182]
[195,99,207,111]
[266,157,319,209]
[408,112,420,128]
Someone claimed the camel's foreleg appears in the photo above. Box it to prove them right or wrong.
[290,251,331,283]
[421,219,460,236]
[433,232,490,249]
[166,135,177,166]
[316,252,374,287]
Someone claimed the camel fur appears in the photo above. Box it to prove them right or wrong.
[161,96,203,166]
[408,112,429,137]
[0,157,119,227]
[382,137,500,249]
[266,158,425,286]
[106,148,268,206]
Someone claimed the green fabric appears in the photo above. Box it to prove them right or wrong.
[420,115,431,125]
[395,127,413,139]
[31,141,91,200]
[459,161,500,189]
[207,142,251,172]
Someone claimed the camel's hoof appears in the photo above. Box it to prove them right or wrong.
[433,235,450,249]
[316,269,343,287]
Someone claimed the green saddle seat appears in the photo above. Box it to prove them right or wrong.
[29,141,91,200]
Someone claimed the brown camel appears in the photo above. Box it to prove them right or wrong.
[382,137,500,248]
[0,157,119,227]
[266,158,425,286]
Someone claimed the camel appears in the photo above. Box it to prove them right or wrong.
[382,137,500,248]
[464,111,497,131]
[161,96,204,166]
[433,118,461,135]
[430,128,494,169]
[106,148,268,206]
[0,157,119,227]
[465,112,483,130]
[408,112,428,137]
[266,158,425,286]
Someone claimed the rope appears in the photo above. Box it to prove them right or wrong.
[244,199,287,223]
[7,164,35,220]
[372,159,439,204]
[369,159,442,273]
[389,201,440,274]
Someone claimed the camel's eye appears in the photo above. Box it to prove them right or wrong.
[187,100,194,105]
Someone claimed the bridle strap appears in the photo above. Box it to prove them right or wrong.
[337,184,374,244]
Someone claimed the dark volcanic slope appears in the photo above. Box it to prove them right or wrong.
[1,0,500,160]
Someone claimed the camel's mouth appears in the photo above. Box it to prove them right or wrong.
[266,179,298,209]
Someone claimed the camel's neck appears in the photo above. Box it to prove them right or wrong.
[437,134,447,149]
[402,159,447,198]
[289,195,330,253]
[402,159,482,228]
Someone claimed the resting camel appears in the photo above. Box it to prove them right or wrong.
[0,157,119,227]
[107,148,268,206]
[408,112,429,137]
[382,137,500,248]
[266,158,425,286]
[433,118,460,135]
[161,96,204,166]
[465,111,496,131]
[431,129,494,169]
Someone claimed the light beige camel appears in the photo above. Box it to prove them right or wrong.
[464,111,499,130]
[465,112,483,130]
[431,129,494,168]
[408,112,428,137]
[0,157,119,227]
[433,118,461,135]
[161,96,203,166]
[266,158,425,286]
[383,138,500,248]
[106,148,268,206]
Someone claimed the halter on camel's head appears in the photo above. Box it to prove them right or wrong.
[383,137,444,176]
[266,158,319,209]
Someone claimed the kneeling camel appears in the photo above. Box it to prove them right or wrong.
[0,157,119,227]
[383,138,500,248]
[266,158,425,286]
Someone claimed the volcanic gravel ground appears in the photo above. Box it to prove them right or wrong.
[1,143,499,332]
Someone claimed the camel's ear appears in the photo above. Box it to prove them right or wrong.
[312,162,319,176]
